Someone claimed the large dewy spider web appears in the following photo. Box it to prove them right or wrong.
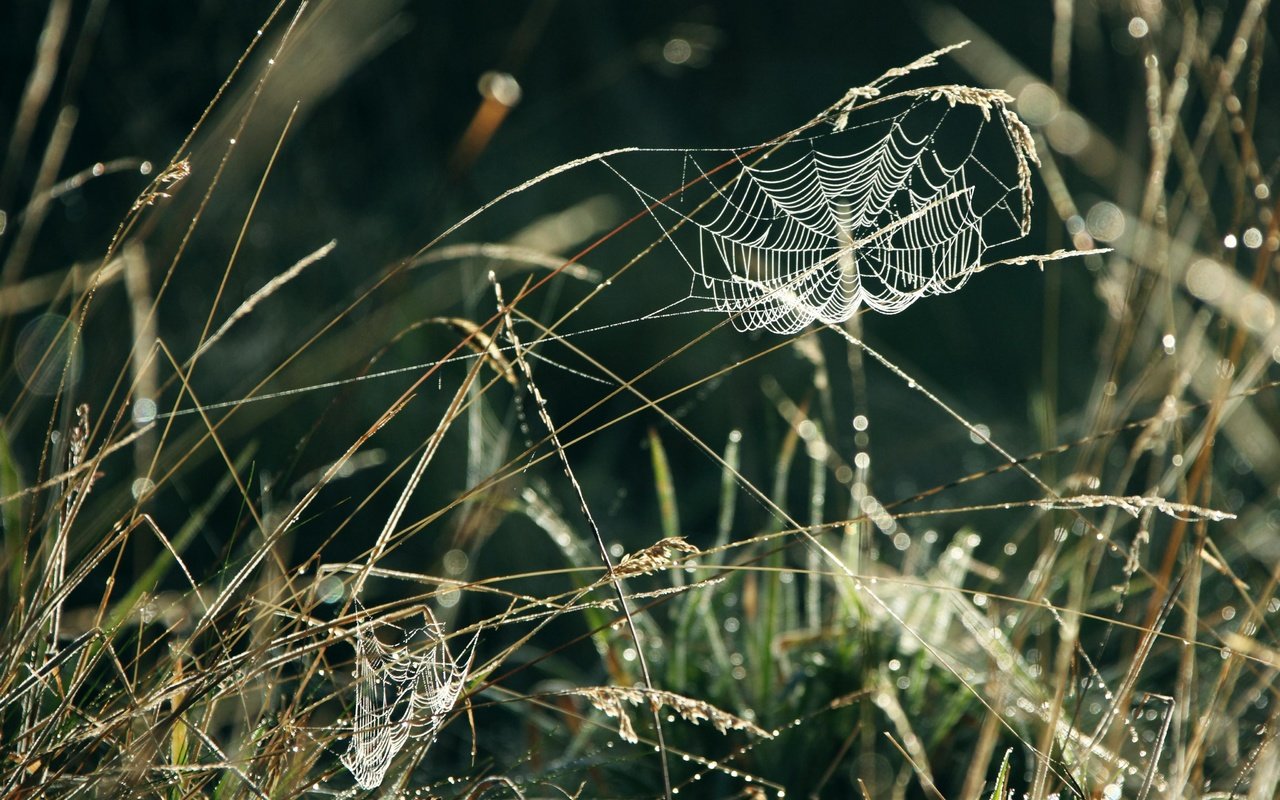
[155,48,1077,424]
[604,78,1040,334]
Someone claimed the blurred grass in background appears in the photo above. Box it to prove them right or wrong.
[2,1,1279,797]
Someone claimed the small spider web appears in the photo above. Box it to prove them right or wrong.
[340,610,478,790]
[602,90,1038,334]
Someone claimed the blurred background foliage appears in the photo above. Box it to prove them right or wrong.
[2,0,1280,797]
[0,0,1141,568]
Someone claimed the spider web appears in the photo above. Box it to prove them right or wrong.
[603,91,1037,334]
[155,56,1061,422]
[340,610,477,790]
